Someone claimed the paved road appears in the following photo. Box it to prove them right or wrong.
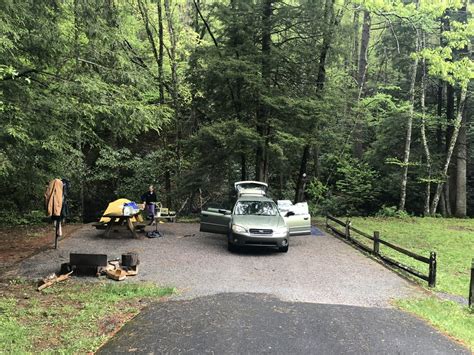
[11,223,469,353]
[98,293,468,354]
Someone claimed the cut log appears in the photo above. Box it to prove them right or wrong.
[125,266,139,276]
[122,253,139,267]
[106,268,127,281]
[37,271,73,291]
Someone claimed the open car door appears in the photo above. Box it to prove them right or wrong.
[200,208,231,234]
[281,201,311,236]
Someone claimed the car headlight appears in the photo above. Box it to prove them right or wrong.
[273,227,289,237]
[232,224,248,234]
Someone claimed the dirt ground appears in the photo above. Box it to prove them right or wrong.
[0,223,83,274]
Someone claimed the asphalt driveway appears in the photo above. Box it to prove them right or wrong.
[98,293,468,354]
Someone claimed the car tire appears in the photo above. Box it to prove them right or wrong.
[279,246,289,253]
[228,242,237,252]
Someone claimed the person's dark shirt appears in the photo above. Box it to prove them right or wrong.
[141,191,157,205]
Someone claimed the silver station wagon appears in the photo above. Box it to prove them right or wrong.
[200,181,311,252]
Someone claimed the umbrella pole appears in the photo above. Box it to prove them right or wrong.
[54,219,60,249]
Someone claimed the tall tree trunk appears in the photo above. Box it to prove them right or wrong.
[138,0,172,208]
[316,0,335,91]
[157,0,171,208]
[454,0,468,217]
[294,145,310,204]
[445,182,452,216]
[398,30,419,211]
[445,83,455,149]
[436,81,444,155]
[439,191,447,216]
[295,0,341,200]
[256,0,273,182]
[446,83,456,214]
[295,0,336,199]
[431,88,468,214]
[352,10,370,159]
[455,107,467,217]
[437,81,447,216]
[443,7,455,214]
[419,33,431,216]
[241,153,247,181]
[193,0,241,120]
[255,129,265,181]
[189,0,199,132]
[351,7,360,80]
[164,169,172,208]
[279,171,284,200]
[314,145,321,179]
[74,0,85,222]
[157,0,164,104]
[164,0,182,196]
[138,0,160,77]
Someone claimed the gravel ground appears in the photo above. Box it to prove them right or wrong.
[9,222,419,308]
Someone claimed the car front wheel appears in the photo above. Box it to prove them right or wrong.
[228,241,237,252]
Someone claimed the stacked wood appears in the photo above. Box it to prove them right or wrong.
[106,268,127,281]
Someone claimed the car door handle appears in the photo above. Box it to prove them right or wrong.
[304,217,309,220]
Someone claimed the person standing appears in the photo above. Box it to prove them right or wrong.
[141,185,158,220]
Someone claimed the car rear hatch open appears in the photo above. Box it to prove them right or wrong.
[234,181,268,197]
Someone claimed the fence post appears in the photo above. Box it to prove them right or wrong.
[373,231,380,256]
[345,219,351,240]
[469,258,474,308]
[428,251,437,288]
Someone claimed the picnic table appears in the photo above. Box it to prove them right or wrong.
[102,213,141,238]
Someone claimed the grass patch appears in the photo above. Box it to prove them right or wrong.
[326,217,473,297]
[0,279,175,353]
[317,216,474,350]
[177,216,200,223]
[396,298,474,351]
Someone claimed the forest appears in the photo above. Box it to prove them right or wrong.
[0,0,473,222]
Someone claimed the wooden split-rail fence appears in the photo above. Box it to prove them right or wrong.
[325,214,437,287]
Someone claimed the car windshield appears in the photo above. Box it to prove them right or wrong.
[234,201,278,216]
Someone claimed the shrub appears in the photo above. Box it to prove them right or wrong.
[376,205,410,218]
[0,210,47,226]
[309,157,380,216]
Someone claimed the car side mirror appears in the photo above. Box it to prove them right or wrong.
[218,209,231,215]
[285,211,295,217]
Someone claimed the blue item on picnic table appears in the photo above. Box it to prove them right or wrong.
[123,201,140,216]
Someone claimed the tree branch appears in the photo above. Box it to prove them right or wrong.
[192,0,218,48]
